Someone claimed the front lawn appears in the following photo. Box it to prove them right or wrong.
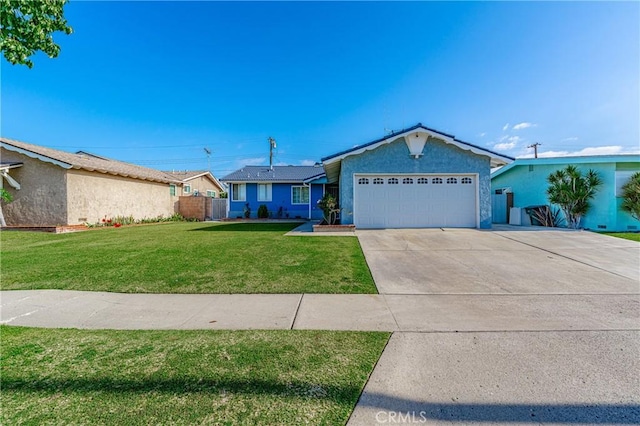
[602,232,640,242]
[0,222,376,293]
[1,326,389,425]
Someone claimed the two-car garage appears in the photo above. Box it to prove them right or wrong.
[353,174,478,229]
[320,124,514,229]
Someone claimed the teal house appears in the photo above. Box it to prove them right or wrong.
[491,155,640,232]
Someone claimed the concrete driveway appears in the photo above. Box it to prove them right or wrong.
[349,228,640,425]
[356,228,639,294]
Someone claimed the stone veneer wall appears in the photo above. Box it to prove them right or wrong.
[339,137,492,228]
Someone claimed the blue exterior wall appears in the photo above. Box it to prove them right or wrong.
[491,160,640,231]
[339,137,492,228]
[228,182,324,219]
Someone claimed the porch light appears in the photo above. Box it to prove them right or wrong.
[405,132,428,158]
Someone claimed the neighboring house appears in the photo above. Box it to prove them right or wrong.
[321,123,514,229]
[221,165,327,219]
[0,137,222,226]
[164,170,226,198]
[491,155,640,232]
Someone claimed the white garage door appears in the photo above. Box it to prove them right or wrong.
[354,174,478,228]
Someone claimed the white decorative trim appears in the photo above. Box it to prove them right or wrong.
[1,143,72,169]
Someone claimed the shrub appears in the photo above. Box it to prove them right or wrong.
[257,204,269,219]
[546,165,602,229]
[621,171,640,221]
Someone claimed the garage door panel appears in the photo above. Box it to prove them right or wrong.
[354,174,477,229]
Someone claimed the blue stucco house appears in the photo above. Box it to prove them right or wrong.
[321,123,514,229]
[491,155,640,232]
[221,165,327,219]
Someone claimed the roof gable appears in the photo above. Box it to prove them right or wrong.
[221,165,326,183]
[321,123,514,182]
[164,170,226,190]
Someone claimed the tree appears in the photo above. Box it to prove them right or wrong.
[0,188,12,227]
[1,0,73,68]
[546,165,602,229]
[621,171,640,221]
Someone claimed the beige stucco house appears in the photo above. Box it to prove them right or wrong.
[0,137,225,226]
[164,170,225,199]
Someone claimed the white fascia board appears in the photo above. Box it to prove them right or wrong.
[1,143,72,169]
[323,126,512,166]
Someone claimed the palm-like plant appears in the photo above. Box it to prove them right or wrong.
[546,165,602,229]
[621,171,640,221]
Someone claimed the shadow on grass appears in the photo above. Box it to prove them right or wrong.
[189,222,303,232]
[354,392,640,424]
[2,377,359,403]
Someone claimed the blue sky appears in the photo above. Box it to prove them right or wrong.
[2,1,638,176]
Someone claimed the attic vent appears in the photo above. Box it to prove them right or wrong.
[597,225,607,229]
[628,225,638,230]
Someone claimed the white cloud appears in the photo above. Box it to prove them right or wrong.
[502,123,510,131]
[300,159,316,166]
[518,145,640,158]
[561,137,578,142]
[513,122,535,130]
[494,142,517,150]
[478,132,486,137]
[493,135,522,151]
[240,157,266,166]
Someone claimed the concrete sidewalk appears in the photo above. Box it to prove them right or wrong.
[2,290,638,332]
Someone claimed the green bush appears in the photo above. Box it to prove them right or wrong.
[257,204,269,219]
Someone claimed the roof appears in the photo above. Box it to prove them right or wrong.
[164,170,226,190]
[221,165,326,183]
[1,137,180,184]
[321,123,515,182]
[491,154,640,179]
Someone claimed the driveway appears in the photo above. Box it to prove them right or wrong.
[356,228,639,294]
[349,228,640,425]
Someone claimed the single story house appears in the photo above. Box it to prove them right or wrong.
[221,165,327,219]
[0,137,223,226]
[164,170,226,198]
[320,123,514,229]
[491,155,640,232]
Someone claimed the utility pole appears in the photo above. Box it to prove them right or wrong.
[268,137,276,169]
[527,142,541,158]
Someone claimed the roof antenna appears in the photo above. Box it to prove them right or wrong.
[268,137,276,169]
[204,147,211,172]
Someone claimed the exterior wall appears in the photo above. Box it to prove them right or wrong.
[228,182,324,219]
[181,175,223,197]
[0,149,68,226]
[491,161,640,232]
[66,170,174,225]
[339,137,492,228]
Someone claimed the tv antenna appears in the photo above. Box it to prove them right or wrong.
[204,147,211,171]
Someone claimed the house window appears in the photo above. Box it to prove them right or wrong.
[206,190,216,197]
[373,178,384,185]
[169,184,176,196]
[292,186,309,204]
[417,177,428,184]
[257,183,272,202]
[403,178,413,184]
[446,177,457,184]
[432,178,443,184]
[358,178,369,185]
[184,184,191,194]
[461,177,472,184]
[388,178,398,184]
[232,183,246,201]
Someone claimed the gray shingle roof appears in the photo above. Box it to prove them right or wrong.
[1,137,180,184]
[221,165,325,182]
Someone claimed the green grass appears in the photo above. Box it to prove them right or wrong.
[1,326,389,425]
[0,222,376,294]
[602,232,640,242]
